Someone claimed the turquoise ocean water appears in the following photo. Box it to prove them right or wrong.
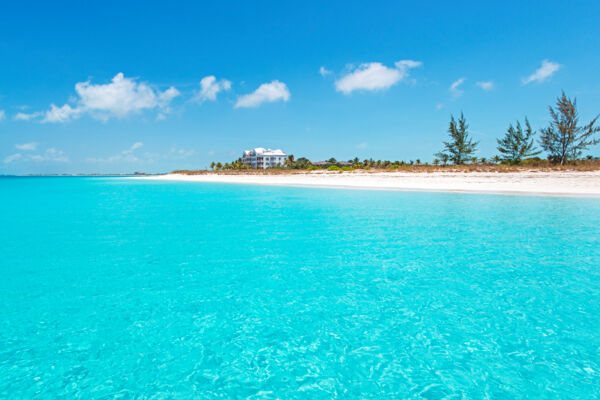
[1,177,600,398]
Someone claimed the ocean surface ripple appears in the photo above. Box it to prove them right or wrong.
[1,177,599,398]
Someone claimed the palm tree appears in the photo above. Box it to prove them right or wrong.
[285,154,295,168]
[439,154,449,166]
[209,162,215,170]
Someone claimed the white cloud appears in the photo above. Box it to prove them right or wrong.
[15,142,38,151]
[122,142,143,154]
[235,80,290,108]
[476,81,494,91]
[87,142,144,163]
[4,153,22,163]
[0,110,5,121]
[158,87,180,106]
[42,104,81,123]
[522,60,561,84]
[319,66,332,76]
[74,73,180,120]
[335,60,422,94]
[436,103,444,110]
[167,147,195,159]
[194,76,232,102]
[4,148,68,163]
[30,148,69,162]
[87,143,194,164]
[356,142,368,149]
[23,73,180,123]
[14,112,42,121]
[449,78,466,98]
[394,60,422,70]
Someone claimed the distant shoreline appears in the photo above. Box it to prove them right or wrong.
[132,170,600,198]
[0,173,161,177]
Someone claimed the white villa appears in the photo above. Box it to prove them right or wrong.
[242,148,287,169]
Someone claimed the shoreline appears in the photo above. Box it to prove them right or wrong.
[131,171,600,198]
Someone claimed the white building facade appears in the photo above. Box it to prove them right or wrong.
[242,148,287,169]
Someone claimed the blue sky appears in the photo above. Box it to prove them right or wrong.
[1,0,600,174]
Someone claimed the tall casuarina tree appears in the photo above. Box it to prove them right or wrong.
[540,92,600,164]
[497,118,540,164]
[436,112,478,165]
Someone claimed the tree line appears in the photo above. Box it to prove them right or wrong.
[208,92,599,170]
[436,92,599,165]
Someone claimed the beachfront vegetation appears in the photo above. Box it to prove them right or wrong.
[539,92,600,165]
[497,118,540,164]
[196,92,599,173]
[435,113,478,165]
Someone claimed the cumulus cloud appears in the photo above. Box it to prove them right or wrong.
[235,80,290,108]
[319,66,332,77]
[22,73,180,123]
[4,148,68,163]
[476,81,494,91]
[74,73,180,120]
[522,60,561,84]
[335,60,422,94]
[15,142,38,151]
[449,78,466,98]
[194,76,232,102]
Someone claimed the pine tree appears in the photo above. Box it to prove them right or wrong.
[496,118,540,164]
[435,113,478,165]
[540,92,600,164]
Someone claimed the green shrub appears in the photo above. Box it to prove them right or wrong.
[341,166,354,171]
[306,165,317,171]
[327,165,342,171]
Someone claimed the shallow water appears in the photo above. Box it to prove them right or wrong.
[1,177,599,398]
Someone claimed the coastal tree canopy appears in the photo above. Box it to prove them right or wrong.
[540,92,600,164]
[436,113,478,165]
[497,118,540,164]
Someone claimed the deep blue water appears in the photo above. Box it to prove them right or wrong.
[1,177,599,398]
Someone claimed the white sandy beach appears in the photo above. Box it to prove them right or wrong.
[134,171,600,197]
